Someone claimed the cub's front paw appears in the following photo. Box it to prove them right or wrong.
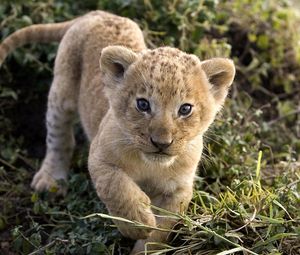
[113,196,156,240]
[31,165,67,195]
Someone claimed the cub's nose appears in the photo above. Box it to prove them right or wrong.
[150,137,173,150]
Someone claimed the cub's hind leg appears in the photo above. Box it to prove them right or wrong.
[31,28,81,195]
[31,78,77,195]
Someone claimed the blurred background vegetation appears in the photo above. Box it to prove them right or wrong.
[0,0,299,254]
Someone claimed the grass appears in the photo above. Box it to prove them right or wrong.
[0,0,300,254]
[1,104,299,254]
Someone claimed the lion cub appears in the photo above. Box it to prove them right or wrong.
[0,10,235,253]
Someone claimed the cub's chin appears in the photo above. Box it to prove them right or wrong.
[141,152,177,166]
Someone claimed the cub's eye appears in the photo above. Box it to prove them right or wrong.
[136,98,151,112]
[178,103,193,117]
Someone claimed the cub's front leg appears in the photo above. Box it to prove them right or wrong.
[131,187,193,254]
[88,145,156,240]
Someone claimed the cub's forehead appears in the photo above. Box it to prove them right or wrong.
[128,47,203,98]
[137,47,199,80]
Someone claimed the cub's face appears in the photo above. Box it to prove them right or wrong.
[100,46,235,164]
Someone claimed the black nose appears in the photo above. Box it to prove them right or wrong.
[150,137,173,150]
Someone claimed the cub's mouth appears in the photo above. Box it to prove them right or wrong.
[141,151,176,165]
[153,151,171,156]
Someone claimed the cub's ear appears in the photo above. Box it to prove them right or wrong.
[201,58,235,106]
[100,46,137,84]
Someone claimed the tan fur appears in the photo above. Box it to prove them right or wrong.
[0,20,76,66]
[0,10,235,254]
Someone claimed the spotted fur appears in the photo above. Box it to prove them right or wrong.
[0,11,235,254]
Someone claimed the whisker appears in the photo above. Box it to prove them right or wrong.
[203,134,223,146]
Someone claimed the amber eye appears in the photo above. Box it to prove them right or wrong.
[178,103,193,116]
[136,98,151,112]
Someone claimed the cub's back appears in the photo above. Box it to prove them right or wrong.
[54,11,147,139]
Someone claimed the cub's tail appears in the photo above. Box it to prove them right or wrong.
[0,20,75,66]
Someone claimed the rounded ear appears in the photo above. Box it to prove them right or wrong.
[201,58,235,106]
[100,46,137,85]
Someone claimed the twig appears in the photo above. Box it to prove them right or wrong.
[28,238,69,255]
[267,109,300,126]
[0,157,18,171]
[17,153,37,170]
